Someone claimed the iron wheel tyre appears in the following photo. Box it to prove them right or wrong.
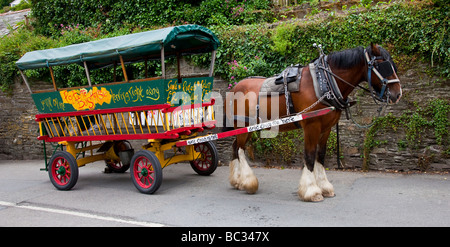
[48,151,79,190]
[189,141,218,176]
[130,150,162,194]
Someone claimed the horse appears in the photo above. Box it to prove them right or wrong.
[223,44,402,202]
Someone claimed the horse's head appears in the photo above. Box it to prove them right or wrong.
[365,44,402,104]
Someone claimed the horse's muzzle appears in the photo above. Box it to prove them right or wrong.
[389,89,402,104]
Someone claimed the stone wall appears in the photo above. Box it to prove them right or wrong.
[0,78,43,159]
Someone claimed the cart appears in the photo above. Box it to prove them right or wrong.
[16,25,220,194]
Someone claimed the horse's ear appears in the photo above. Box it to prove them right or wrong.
[370,43,381,56]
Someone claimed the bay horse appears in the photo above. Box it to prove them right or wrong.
[224,44,402,202]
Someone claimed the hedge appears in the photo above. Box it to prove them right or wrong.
[29,0,273,36]
[1,0,448,92]
[210,0,450,85]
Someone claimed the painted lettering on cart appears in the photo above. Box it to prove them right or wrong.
[31,77,213,113]
[110,85,160,105]
[39,97,65,112]
[60,87,112,111]
[166,78,213,104]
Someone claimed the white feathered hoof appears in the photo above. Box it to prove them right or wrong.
[229,159,240,189]
[313,161,335,198]
[298,167,323,202]
[239,174,259,194]
[237,148,259,194]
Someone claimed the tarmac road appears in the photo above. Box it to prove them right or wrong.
[0,160,449,227]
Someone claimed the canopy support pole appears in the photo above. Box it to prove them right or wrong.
[83,61,92,86]
[144,59,148,78]
[119,55,128,82]
[19,70,32,93]
[176,52,181,82]
[113,62,117,82]
[161,45,165,79]
[49,67,57,91]
[209,50,216,77]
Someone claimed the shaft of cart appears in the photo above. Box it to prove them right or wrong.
[175,106,335,147]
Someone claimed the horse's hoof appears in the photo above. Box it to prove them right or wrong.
[322,191,335,198]
[239,176,259,194]
[298,186,324,202]
[320,184,335,198]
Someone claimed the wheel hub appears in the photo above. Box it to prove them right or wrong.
[199,153,205,161]
[141,168,148,176]
[57,166,66,175]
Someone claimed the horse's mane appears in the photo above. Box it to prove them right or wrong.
[327,46,365,69]
[327,45,397,72]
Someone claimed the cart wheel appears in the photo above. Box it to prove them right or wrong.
[48,151,79,190]
[105,159,130,173]
[189,141,218,176]
[130,150,162,194]
[105,141,133,173]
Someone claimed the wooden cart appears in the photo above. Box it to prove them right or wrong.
[16,25,220,194]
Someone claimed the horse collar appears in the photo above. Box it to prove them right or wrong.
[311,55,349,110]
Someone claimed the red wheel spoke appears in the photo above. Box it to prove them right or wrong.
[51,157,73,186]
[133,156,156,189]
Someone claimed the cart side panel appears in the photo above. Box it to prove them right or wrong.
[31,77,214,114]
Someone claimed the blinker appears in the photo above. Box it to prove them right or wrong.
[376,61,394,78]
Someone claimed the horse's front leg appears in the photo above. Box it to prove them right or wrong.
[298,125,323,202]
[315,130,335,198]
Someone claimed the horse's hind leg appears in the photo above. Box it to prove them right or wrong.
[228,133,259,194]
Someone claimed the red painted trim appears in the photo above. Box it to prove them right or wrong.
[38,133,179,143]
[166,121,216,134]
[35,103,172,121]
[162,99,215,113]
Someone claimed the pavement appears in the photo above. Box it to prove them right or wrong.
[0,159,449,227]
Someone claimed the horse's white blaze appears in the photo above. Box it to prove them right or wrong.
[298,166,323,202]
[313,161,334,197]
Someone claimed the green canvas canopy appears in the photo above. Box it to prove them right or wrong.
[16,24,220,71]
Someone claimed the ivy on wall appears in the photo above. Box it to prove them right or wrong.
[2,1,448,92]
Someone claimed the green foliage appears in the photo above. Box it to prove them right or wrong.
[207,24,282,84]
[210,1,449,93]
[225,56,269,89]
[0,27,57,92]
[422,98,450,146]
[3,1,449,92]
[270,22,297,57]
[251,129,304,165]
[251,127,340,165]
[10,0,31,11]
[30,0,272,36]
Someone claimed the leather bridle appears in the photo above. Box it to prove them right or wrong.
[364,49,400,103]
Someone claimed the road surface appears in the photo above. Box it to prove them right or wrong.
[0,160,449,227]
